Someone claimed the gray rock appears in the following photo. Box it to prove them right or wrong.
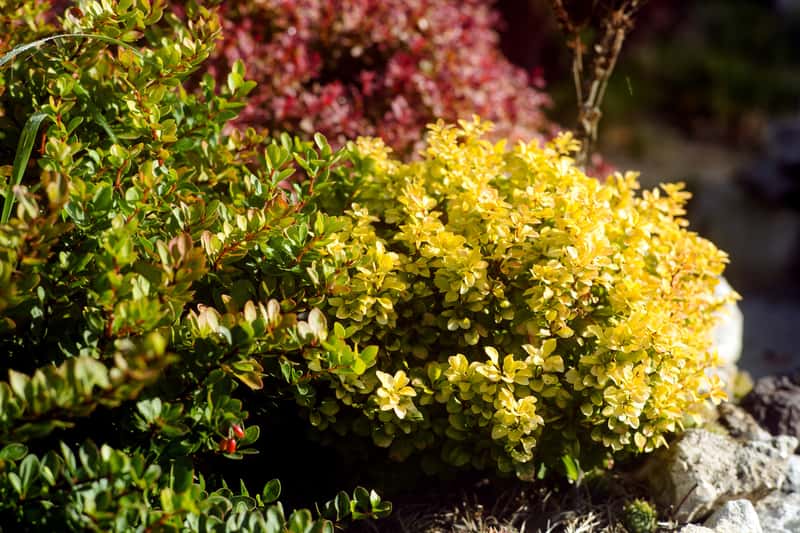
[755,491,800,533]
[718,402,772,441]
[741,371,800,441]
[712,277,743,370]
[642,429,798,522]
[784,455,800,493]
[679,526,714,533]
[710,278,744,397]
[703,499,762,533]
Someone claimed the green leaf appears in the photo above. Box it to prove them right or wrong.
[288,509,312,533]
[60,442,77,476]
[91,184,114,212]
[279,361,293,383]
[307,308,327,340]
[0,443,27,461]
[333,491,350,520]
[333,322,346,339]
[8,472,21,495]
[373,500,392,518]
[561,454,581,483]
[313,133,331,157]
[171,457,193,493]
[229,363,264,390]
[18,454,40,497]
[351,358,366,375]
[353,487,370,512]
[2,112,48,224]
[359,345,378,367]
[309,519,334,533]
[79,441,100,477]
[241,425,260,446]
[265,505,285,533]
[136,398,163,424]
[261,478,281,504]
[8,370,29,400]
[73,84,118,143]
[143,464,162,485]
[40,464,56,486]
[369,489,381,508]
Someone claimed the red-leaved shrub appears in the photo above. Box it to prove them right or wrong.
[200,0,555,155]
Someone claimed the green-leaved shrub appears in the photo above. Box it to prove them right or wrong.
[0,0,390,529]
[299,119,732,478]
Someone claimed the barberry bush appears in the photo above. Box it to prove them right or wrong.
[300,119,732,479]
[0,0,391,529]
[198,0,554,156]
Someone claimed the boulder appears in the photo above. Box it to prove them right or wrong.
[784,455,800,494]
[709,278,743,396]
[679,526,714,533]
[712,277,743,369]
[703,499,762,533]
[754,491,800,533]
[741,370,800,441]
[642,429,797,522]
[717,402,771,441]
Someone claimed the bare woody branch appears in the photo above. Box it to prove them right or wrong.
[549,0,648,170]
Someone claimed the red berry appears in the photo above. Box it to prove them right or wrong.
[226,438,237,454]
[232,424,245,439]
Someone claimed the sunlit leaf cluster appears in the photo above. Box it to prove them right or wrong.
[301,118,732,478]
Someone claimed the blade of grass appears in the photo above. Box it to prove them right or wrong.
[0,33,149,223]
[0,33,145,69]
[2,112,49,224]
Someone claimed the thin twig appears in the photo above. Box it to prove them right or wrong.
[548,0,649,170]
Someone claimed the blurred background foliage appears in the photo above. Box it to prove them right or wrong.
[499,0,800,379]
[501,0,800,147]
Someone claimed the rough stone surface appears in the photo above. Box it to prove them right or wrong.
[710,277,744,397]
[679,526,714,533]
[718,402,772,441]
[755,491,800,533]
[784,455,800,493]
[642,429,798,522]
[741,370,800,440]
[703,499,763,533]
[712,277,743,369]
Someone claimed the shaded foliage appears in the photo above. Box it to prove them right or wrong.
[0,0,389,529]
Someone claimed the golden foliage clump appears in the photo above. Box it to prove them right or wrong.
[306,118,731,477]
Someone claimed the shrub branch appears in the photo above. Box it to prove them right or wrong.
[549,0,648,169]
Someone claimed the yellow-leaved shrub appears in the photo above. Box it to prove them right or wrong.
[304,118,731,478]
